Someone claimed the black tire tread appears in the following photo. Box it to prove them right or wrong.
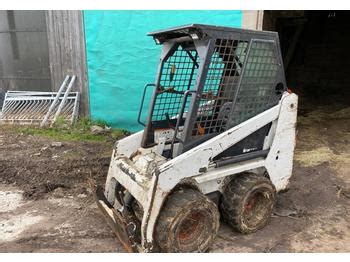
[155,189,220,252]
[220,173,276,234]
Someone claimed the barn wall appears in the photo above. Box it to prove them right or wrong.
[46,10,89,116]
[287,11,350,102]
[263,11,350,108]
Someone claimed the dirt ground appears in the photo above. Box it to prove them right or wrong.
[0,105,349,252]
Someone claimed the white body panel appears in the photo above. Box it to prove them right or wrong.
[104,92,298,251]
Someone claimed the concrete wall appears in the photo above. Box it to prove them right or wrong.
[242,10,264,30]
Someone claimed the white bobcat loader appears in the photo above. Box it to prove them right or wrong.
[96,24,298,253]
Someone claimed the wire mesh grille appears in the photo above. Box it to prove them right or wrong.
[228,40,280,126]
[151,45,199,123]
[143,34,283,156]
[192,39,249,136]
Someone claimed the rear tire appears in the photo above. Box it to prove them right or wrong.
[220,173,276,234]
[155,188,220,253]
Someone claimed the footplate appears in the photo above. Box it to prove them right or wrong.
[95,186,141,252]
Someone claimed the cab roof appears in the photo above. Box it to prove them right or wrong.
[147,24,278,44]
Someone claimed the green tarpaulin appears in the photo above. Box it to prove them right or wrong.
[84,10,242,131]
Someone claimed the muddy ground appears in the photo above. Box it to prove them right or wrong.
[0,105,349,252]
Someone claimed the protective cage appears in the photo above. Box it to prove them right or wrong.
[141,24,287,158]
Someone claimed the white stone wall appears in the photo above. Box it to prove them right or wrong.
[241,10,264,30]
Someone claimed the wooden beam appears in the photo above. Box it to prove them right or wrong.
[45,10,89,116]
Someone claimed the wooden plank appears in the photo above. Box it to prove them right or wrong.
[45,10,89,116]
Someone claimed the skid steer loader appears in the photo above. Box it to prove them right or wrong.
[96,24,298,253]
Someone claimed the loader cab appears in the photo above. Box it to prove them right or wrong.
[139,24,287,159]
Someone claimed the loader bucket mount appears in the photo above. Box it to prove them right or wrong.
[95,186,141,252]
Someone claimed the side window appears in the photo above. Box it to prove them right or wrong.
[227,40,281,127]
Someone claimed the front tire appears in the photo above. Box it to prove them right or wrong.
[220,173,276,234]
[155,188,220,253]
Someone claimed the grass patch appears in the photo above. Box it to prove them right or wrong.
[14,117,129,142]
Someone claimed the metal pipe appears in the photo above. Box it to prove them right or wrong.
[137,84,156,126]
[52,75,76,125]
[170,90,196,157]
[40,75,70,127]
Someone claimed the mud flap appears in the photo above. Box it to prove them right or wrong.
[95,186,140,252]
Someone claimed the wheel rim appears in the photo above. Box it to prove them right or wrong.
[242,189,272,228]
[175,209,209,250]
